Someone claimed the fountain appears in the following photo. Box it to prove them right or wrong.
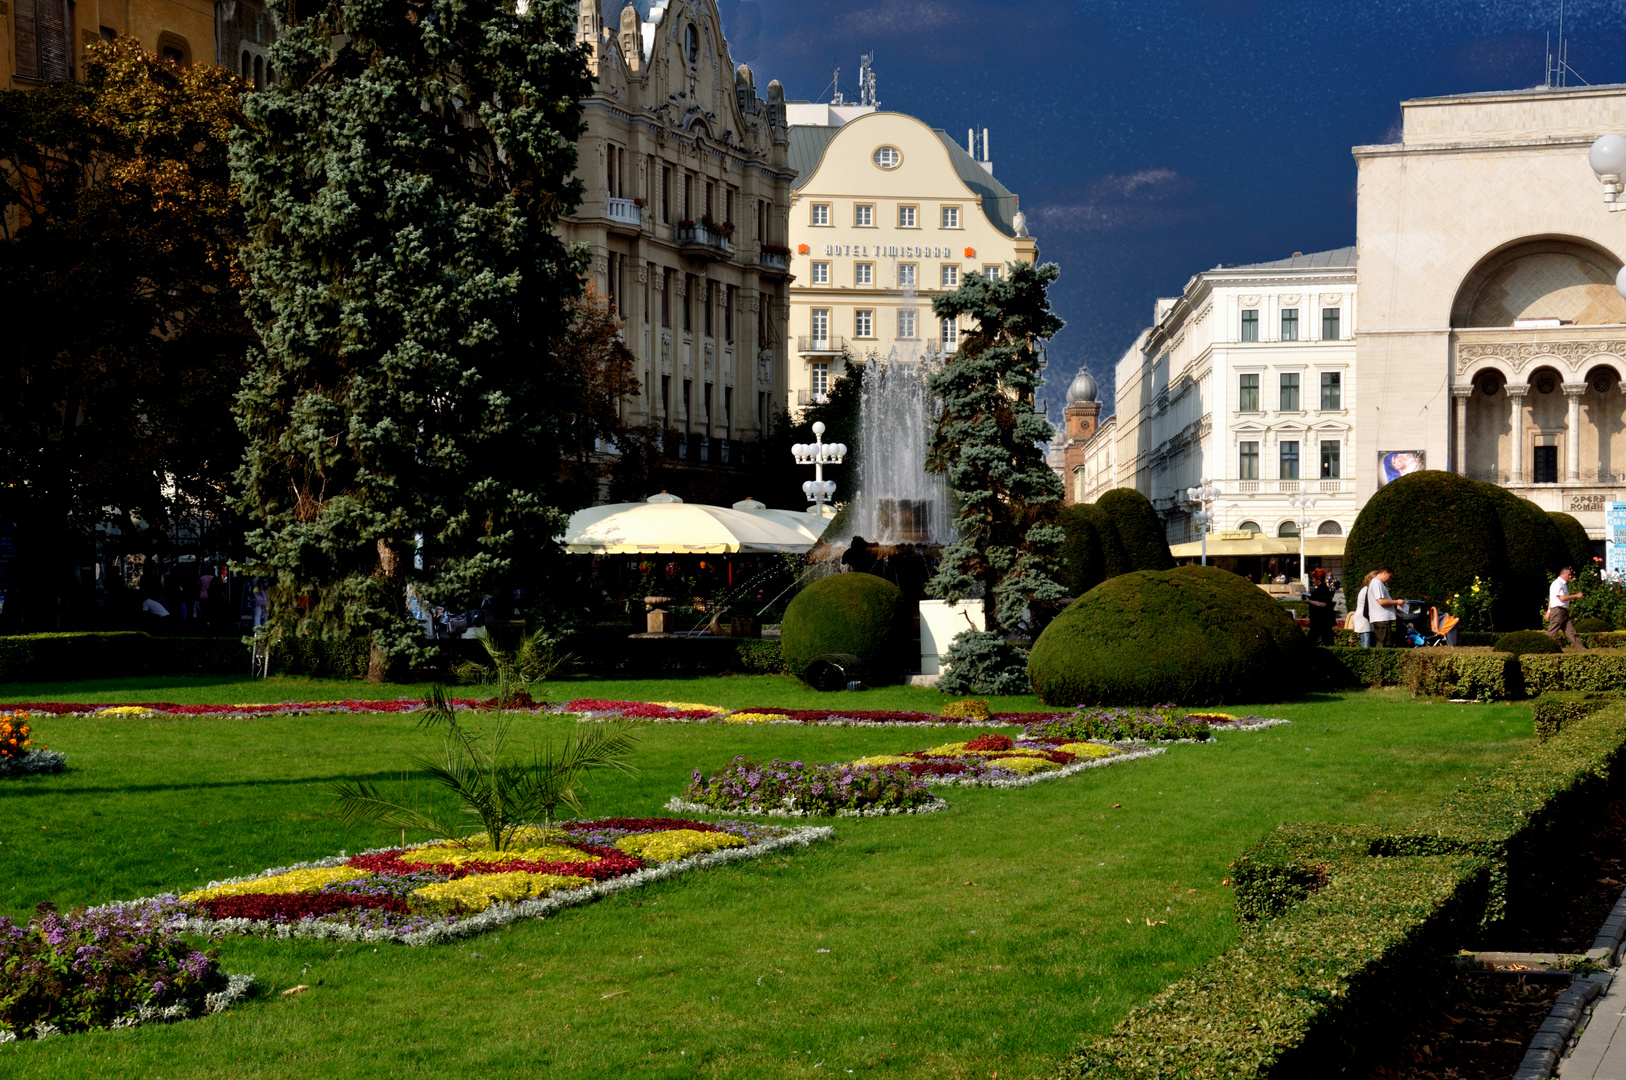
[846,356,954,550]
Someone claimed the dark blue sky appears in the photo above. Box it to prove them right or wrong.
[710,0,1626,416]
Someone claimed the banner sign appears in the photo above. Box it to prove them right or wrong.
[1608,502,1626,581]
[1378,451,1425,486]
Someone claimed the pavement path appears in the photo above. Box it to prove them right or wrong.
[1562,973,1626,1079]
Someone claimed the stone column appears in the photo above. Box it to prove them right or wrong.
[1451,385,1472,476]
[1507,384,1529,485]
[1563,382,1587,484]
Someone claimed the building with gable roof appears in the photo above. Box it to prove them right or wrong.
[560,0,795,493]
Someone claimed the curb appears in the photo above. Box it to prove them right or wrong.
[1589,885,1626,965]
[1512,972,1612,1080]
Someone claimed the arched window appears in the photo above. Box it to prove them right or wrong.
[242,51,252,79]
[253,55,264,89]
[1317,520,1343,536]
[1278,520,1300,538]
[1236,520,1261,535]
[685,24,699,64]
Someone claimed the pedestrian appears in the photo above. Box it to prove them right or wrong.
[1305,568,1335,646]
[1353,571,1376,647]
[1366,566,1406,648]
[251,578,269,629]
[196,567,215,628]
[1546,567,1588,650]
[140,594,171,625]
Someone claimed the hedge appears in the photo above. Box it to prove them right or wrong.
[1481,486,1567,631]
[1531,691,1614,741]
[1521,650,1626,695]
[1060,854,1490,1080]
[1549,510,1595,573]
[780,572,912,684]
[0,633,250,683]
[1345,471,1508,614]
[1492,629,1560,655]
[1094,488,1174,573]
[1058,502,1130,594]
[1332,628,1497,648]
[1401,648,1523,701]
[1584,631,1626,649]
[1315,647,1408,689]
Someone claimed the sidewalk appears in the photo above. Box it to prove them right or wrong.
[1562,973,1626,1079]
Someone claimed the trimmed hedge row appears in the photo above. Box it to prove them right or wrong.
[1317,647,1626,700]
[1332,628,1499,648]
[1401,649,1523,701]
[1061,855,1491,1080]
[1531,691,1614,741]
[1522,650,1626,695]
[0,633,250,683]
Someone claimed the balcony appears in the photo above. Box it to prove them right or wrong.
[675,221,732,261]
[1236,481,1261,493]
[797,388,831,406]
[1277,480,1300,493]
[1316,479,1347,493]
[926,338,959,355]
[797,335,845,355]
[759,246,791,276]
[606,197,641,230]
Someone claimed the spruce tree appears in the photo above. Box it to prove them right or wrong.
[926,262,1070,637]
[231,0,592,679]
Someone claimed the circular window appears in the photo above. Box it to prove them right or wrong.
[872,146,901,170]
[1594,373,1615,394]
[1536,374,1557,395]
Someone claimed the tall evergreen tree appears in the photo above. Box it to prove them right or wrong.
[926,262,1070,636]
[231,0,592,679]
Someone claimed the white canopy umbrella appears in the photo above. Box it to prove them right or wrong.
[562,494,829,555]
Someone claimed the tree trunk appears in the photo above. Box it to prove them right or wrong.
[366,538,405,683]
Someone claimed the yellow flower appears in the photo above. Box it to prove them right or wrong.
[724,711,791,724]
[182,866,368,902]
[96,706,154,717]
[652,701,728,714]
[412,872,591,913]
[852,754,919,768]
[919,741,971,756]
[403,843,599,867]
[615,829,747,863]
[983,755,1063,775]
[1054,742,1121,760]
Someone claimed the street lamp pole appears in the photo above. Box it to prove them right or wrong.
[791,421,848,516]
[1185,478,1219,566]
[1289,494,1317,587]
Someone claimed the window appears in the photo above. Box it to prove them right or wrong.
[941,265,960,288]
[1280,441,1300,480]
[941,206,960,228]
[1322,307,1341,341]
[898,205,917,228]
[1320,371,1341,409]
[660,268,671,327]
[855,309,874,338]
[811,362,830,397]
[15,0,71,80]
[1320,440,1341,479]
[855,204,873,227]
[898,263,916,288]
[703,280,714,337]
[161,44,185,64]
[1239,442,1259,480]
[855,263,874,286]
[941,318,959,348]
[873,146,901,169]
[725,187,734,225]
[724,285,735,342]
[685,23,699,64]
[810,309,830,344]
[682,274,694,332]
[1239,373,1259,412]
[682,379,692,424]
[811,204,830,227]
[1318,520,1344,536]
[1280,372,1300,411]
[982,265,1002,281]
[661,167,671,223]
[811,262,830,285]
[898,309,917,339]
[1533,445,1559,483]
[1281,308,1299,342]
[645,261,654,323]
[1278,520,1300,538]
[1240,309,1259,342]
[661,375,671,420]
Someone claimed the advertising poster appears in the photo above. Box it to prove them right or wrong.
[1608,502,1626,582]
[1378,451,1426,486]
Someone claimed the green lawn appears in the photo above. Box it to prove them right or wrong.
[0,681,1532,1079]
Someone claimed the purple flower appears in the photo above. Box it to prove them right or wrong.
[149,980,167,1000]
[183,951,212,978]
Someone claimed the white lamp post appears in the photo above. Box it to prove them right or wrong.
[1185,478,1219,566]
[791,421,847,516]
[1590,134,1626,216]
[1289,494,1318,587]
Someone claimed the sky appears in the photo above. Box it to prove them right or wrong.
[700,0,1626,419]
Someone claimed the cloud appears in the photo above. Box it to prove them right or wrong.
[1027,169,1204,236]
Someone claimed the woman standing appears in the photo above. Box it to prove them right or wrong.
[1352,570,1377,648]
[1306,568,1336,646]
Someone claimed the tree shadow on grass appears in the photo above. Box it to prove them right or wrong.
[1,770,435,798]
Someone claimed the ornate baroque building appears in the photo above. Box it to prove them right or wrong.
[2,0,216,84]
[561,0,794,482]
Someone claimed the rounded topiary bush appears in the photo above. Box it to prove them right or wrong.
[1548,511,1595,574]
[1345,471,1507,606]
[1575,616,1612,635]
[1481,486,1566,630]
[1027,565,1308,706]
[1058,503,1127,595]
[780,571,912,685]
[1095,488,1175,573]
[1493,629,1561,656]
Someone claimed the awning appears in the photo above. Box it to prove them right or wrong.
[562,494,829,554]
[1169,535,1346,558]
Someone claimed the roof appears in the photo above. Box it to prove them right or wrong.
[1404,83,1626,104]
[1226,246,1357,271]
[785,115,1022,238]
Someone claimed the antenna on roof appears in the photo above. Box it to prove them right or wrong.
[858,51,878,108]
[1546,1,1592,88]
[830,65,844,105]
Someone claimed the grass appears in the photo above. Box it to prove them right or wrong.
[0,681,1533,1079]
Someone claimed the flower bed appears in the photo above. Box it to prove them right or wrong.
[0,711,65,777]
[101,817,830,946]
[0,901,252,1042]
[1020,708,1289,743]
[672,757,946,817]
[570,700,1048,727]
[850,733,1168,790]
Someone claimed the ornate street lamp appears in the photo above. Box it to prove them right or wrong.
[1289,494,1318,587]
[1185,478,1219,566]
[791,421,847,516]
[1590,135,1626,299]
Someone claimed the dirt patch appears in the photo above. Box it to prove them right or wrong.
[1365,974,1565,1079]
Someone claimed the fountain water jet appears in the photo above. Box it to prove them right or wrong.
[848,357,954,549]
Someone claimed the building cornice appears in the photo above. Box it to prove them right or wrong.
[1353,136,1596,160]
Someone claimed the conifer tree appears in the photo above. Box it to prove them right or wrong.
[926,262,1070,637]
[231,0,593,679]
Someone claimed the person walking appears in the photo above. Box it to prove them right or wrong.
[1305,568,1336,646]
[1353,571,1376,647]
[1546,567,1588,650]
[1366,566,1406,648]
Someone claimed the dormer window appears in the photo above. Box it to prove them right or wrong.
[686,24,699,64]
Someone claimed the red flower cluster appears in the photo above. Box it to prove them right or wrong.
[963,733,1015,752]
[561,817,719,834]
[564,699,718,719]
[199,892,410,920]
[347,846,645,883]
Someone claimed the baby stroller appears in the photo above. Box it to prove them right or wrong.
[1399,600,1459,647]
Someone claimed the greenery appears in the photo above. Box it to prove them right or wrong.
[332,690,638,850]
[1316,647,1408,690]
[1445,575,1497,634]
[1521,650,1626,695]
[1549,510,1595,574]
[1577,616,1613,634]
[231,0,594,681]
[1493,629,1561,656]
[1569,564,1626,630]
[780,572,912,685]
[1481,486,1567,630]
[1095,489,1175,574]
[0,633,247,683]
[935,630,1031,695]
[1530,691,1613,741]
[1401,648,1523,701]
[0,39,252,628]
[1028,565,1308,705]
[1345,471,1508,613]
[0,682,1529,1077]
[1058,489,1174,597]
[926,262,1071,635]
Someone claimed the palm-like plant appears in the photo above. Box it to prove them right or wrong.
[453,628,576,709]
[331,689,638,852]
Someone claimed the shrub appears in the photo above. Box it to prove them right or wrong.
[1057,502,1128,594]
[1480,487,1566,630]
[1231,822,1390,921]
[1521,651,1626,695]
[936,630,1030,695]
[1493,629,1560,656]
[1095,488,1174,573]
[733,638,785,675]
[1549,510,1595,574]
[780,572,912,685]
[1577,616,1613,634]
[1570,565,1626,632]
[1531,692,1614,741]
[1585,631,1626,650]
[1345,470,1507,614]
[1023,708,1212,742]
[941,698,992,720]
[0,633,249,684]
[1028,565,1308,706]
[1402,648,1522,701]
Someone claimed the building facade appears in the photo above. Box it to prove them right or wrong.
[3,0,215,86]
[1074,250,1359,548]
[560,0,795,480]
[1354,84,1626,538]
[784,109,1037,410]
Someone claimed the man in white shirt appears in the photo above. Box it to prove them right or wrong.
[1366,567,1405,648]
[1546,567,1587,650]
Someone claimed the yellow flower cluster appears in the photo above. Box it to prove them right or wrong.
[1054,742,1120,761]
[919,741,970,756]
[653,701,728,714]
[987,755,1064,775]
[405,843,600,867]
[412,872,590,913]
[614,829,747,863]
[1185,712,1237,722]
[182,865,368,902]
[851,754,918,768]
[95,706,154,717]
[724,711,791,724]
[940,698,992,720]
